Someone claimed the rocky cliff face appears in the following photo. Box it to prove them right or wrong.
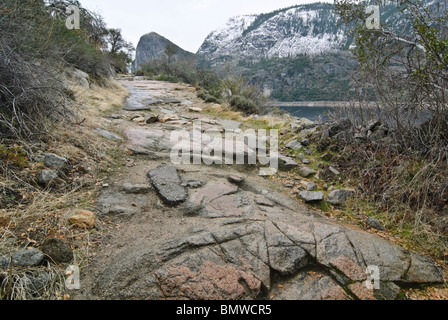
[133,32,194,71]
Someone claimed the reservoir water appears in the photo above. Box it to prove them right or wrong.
[279,106,334,122]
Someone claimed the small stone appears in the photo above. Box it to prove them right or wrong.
[160,114,180,123]
[320,153,333,162]
[44,154,68,170]
[132,117,146,123]
[228,175,244,185]
[182,180,203,189]
[299,191,324,202]
[301,139,311,147]
[145,114,158,124]
[189,107,203,113]
[69,210,96,229]
[37,170,58,186]
[122,183,152,194]
[307,182,317,191]
[278,156,299,171]
[330,166,341,175]
[302,159,311,165]
[286,140,303,150]
[299,167,316,178]
[327,189,354,206]
[130,114,143,121]
[367,217,385,231]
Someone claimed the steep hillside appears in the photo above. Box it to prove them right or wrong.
[133,32,195,71]
[196,1,426,102]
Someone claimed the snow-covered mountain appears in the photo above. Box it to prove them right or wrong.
[197,2,351,64]
[195,1,436,101]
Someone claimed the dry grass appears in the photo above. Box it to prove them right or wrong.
[0,76,128,300]
[203,102,292,131]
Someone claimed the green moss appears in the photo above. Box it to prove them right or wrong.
[0,144,29,169]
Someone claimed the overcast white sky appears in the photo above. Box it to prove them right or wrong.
[78,0,332,53]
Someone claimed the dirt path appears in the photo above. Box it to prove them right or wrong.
[74,78,444,300]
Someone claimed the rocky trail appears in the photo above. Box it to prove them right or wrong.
[74,78,445,300]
